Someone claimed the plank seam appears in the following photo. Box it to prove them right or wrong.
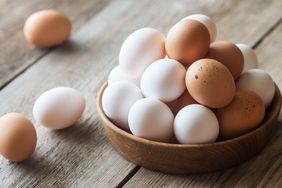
[0,49,51,91]
[253,17,282,49]
[115,166,141,188]
[0,0,113,92]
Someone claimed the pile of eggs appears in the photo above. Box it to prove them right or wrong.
[102,14,275,144]
[0,11,276,163]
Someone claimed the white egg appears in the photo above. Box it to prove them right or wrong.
[102,81,143,130]
[236,69,275,107]
[174,104,219,144]
[183,14,217,42]
[119,28,166,78]
[108,66,140,87]
[236,43,258,72]
[140,59,186,102]
[33,87,85,129]
[128,98,174,142]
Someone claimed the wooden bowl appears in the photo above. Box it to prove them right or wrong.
[97,82,281,174]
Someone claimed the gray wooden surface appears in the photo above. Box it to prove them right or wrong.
[0,0,281,187]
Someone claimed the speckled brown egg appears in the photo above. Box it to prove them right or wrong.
[216,90,265,139]
[24,10,71,48]
[0,113,37,162]
[167,90,197,115]
[165,20,210,66]
[206,41,244,79]
[186,58,235,108]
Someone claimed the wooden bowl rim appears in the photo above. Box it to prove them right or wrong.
[97,82,281,148]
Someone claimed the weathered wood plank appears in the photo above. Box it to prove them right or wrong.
[257,20,282,89]
[0,0,281,187]
[0,0,111,88]
[124,22,282,188]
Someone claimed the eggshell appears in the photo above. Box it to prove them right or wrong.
[102,82,143,130]
[24,10,71,48]
[216,90,265,139]
[186,59,236,108]
[236,43,258,72]
[108,66,140,87]
[140,59,186,102]
[128,98,174,142]
[183,14,216,42]
[206,41,244,79]
[165,19,210,66]
[0,113,37,162]
[236,69,275,107]
[167,90,197,115]
[119,28,166,78]
[174,104,219,144]
[33,87,85,129]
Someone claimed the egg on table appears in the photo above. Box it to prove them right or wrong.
[165,19,210,67]
[236,43,258,72]
[128,98,174,142]
[174,104,219,144]
[206,41,244,79]
[140,58,186,102]
[182,14,216,42]
[186,58,236,108]
[24,10,71,48]
[236,69,275,107]
[102,81,143,130]
[33,87,85,130]
[119,28,166,78]
[0,113,37,162]
[216,90,265,139]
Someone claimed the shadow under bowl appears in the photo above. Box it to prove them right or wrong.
[97,82,281,174]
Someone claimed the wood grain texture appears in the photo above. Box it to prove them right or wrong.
[0,0,281,187]
[0,0,111,88]
[124,23,282,188]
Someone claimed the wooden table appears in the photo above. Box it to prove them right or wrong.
[0,0,281,187]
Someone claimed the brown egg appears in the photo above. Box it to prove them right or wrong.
[167,90,197,115]
[24,10,71,48]
[206,41,244,79]
[186,58,235,108]
[165,20,210,66]
[0,113,37,162]
[216,90,265,139]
